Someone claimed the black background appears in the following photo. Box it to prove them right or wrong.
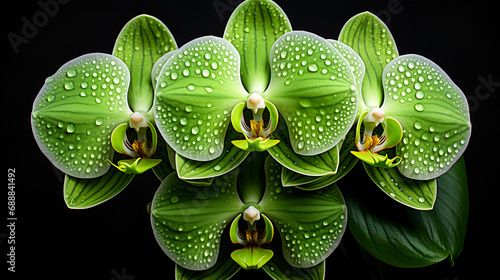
[3,0,499,279]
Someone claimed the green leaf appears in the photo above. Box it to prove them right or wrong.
[31,53,132,178]
[268,120,340,176]
[224,0,292,93]
[339,12,398,108]
[64,153,135,209]
[113,14,177,112]
[175,230,241,280]
[265,31,358,156]
[259,156,347,268]
[408,157,469,261]
[263,233,325,280]
[151,170,244,270]
[345,157,469,268]
[176,127,250,180]
[381,55,471,180]
[154,36,248,161]
[363,153,437,210]
[328,39,368,119]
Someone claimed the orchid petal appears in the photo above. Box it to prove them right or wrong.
[339,12,398,108]
[381,55,471,180]
[31,53,132,178]
[265,31,358,156]
[113,14,177,112]
[154,36,248,161]
[224,0,292,93]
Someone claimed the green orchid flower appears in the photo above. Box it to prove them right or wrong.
[153,0,358,180]
[31,14,177,208]
[277,12,472,210]
[150,154,347,277]
[338,12,471,181]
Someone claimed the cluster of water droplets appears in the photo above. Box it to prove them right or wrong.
[31,54,131,177]
[264,160,347,267]
[383,56,470,177]
[155,37,245,160]
[269,32,357,153]
[151,173,239,270]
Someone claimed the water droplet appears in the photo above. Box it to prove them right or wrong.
[414,83,421,90]
[170,195,179,204]
[205,87,213,93]
[315,115,322,122]
[243,26,250,33]
[57,121,65,128]
[202,69,210,77]
[64,81,75,90]
[299,99,312,107]
[414,103,425,112]
[418,197,425,203]
[209,147,216,154]
[182,69,190,76]
[308,63,318,72]
[398,65,405,72]
[416,91,424,99]
[187,84,196,91]
[211,62,218,70]
[414,121,422,130]
[79,91,87,97]
[298,141,304,149]
[408,62,415,69]
[180,117,188,126]
[191,126,200,135]
[213,165,221,171]
[66,123,76,134]
[95,117,103,126]
[185,105,193,112]
[204,53,212,60]
[280,50,287,58]
[66,69,77,77]
[113,77,120,84]
[171,72,179,80]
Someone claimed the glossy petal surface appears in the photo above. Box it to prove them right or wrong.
[382,55,471,179]
[31,53,132,178]
[265,31,358,156]
[154,36,248,161]
[224,0,292,93]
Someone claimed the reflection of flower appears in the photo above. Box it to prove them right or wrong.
[150,155,347,275]
[31,15,177,207]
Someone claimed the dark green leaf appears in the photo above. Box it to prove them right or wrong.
[345,157,469,268]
